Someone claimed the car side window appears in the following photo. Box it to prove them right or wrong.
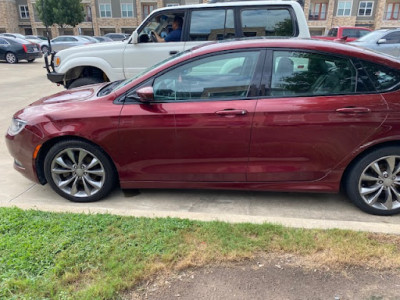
[189,9,234,41]
[382,32,400,44]
[361,60,400,91]
[328,28,338,37]
[153,51,260,101]
[241,8,294,37]
[269,51,357,97]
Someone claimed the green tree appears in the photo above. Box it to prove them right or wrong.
[36,0,84,28]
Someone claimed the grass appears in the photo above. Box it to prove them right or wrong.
[1,207,400,299]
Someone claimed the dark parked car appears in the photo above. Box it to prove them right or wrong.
[104,33,130,41]
[0,37,41,63]
[6,39,400,215]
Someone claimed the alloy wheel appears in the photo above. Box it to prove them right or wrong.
[50,148,106,198]
[358,155,400,211]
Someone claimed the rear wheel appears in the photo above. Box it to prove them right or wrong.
[68,77,104,89]
[5,52,17,64]
[44,140,117,202]
[41,45,49,53]
[345,146,400,215]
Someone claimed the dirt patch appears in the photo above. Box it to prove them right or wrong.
[126,255,400,300]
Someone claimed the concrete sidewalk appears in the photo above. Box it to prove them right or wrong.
[1,58,399,234]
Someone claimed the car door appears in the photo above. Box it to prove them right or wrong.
[118,50,263,182]
[0,38,9,57]
[183,8,236,52]
[247,50,389,182]
[377,31,400,57]
[123,11,186,79]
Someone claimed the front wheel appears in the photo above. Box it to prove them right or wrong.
[44,140,117,202]
[5,52,17,64]
[345,146,400,215]
[68,77,104,89]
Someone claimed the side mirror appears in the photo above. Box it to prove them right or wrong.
[131,31,138,44]
[377,39,387,45]
[136,86,154,102]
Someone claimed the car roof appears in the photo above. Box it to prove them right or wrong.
[151,0,299,13]
[188,38,400,69]
[0,36,30,44]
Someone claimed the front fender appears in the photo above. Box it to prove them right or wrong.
[56,57,124,82]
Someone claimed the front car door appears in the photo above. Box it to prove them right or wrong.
[248,50,389,183]
[377,31,400,57]
[123,10,186,79]
[118,49,263,182]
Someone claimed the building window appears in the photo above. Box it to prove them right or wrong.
[99,3,112,18]
[337,1,352,16]
[19,5,29,19]
[358,1,373,16]
[121,3,134,17]
[385,3,400,20]
[142,4,156,18]
[309,3,327,20]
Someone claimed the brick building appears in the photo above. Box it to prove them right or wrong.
[1,0,400,37]
[306,0,400,35]
[0,0,202,37]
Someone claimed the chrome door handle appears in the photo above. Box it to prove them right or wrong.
[215,109,248,116]
[336,107,371,114]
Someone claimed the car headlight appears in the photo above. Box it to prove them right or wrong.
[54,56,61,67]
[8,118,26,136]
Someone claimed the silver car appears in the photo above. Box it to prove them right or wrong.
[350,29,400,58]
[50,35,96,52]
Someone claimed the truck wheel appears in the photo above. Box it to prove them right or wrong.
[68,77,104,89]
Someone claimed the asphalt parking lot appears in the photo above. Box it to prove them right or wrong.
[1,57,400,234]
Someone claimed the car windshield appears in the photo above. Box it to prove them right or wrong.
[113,49,191,91]
[356,30,386,42]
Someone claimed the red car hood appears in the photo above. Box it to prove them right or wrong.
[33,83,108,105]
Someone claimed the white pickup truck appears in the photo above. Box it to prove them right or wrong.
[45,1,310,88]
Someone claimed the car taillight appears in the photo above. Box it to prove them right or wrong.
[22,44,27,53]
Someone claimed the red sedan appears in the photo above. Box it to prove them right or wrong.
[6,39,400,215]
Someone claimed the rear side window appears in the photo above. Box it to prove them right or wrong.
[361,60,400,91]
[240,8,294,37]
[270,51,357,97]
[189,9,234,41]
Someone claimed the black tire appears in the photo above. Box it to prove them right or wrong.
[345,146,400,215]
[27,59,35,63]
[44,140,117,202]
[41,45,49,54]
[68,77,104,89]
[5,52,18,64]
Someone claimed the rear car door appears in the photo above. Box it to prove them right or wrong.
[0,38,9,57]
[247,50,389,182]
